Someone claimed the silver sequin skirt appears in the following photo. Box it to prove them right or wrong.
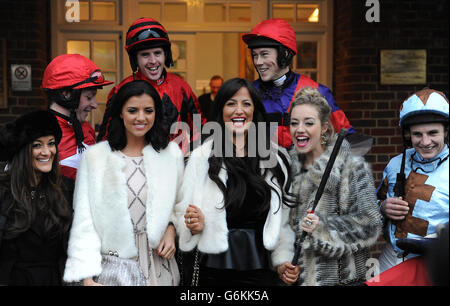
[94,254,147,286]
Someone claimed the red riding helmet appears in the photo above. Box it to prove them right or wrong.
[42,54,113,91]
[41,54,113,110]
[125,17,174,71]
[41,54,113,152]
[242,18,297,55]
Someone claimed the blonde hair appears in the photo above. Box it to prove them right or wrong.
[289,87,334,144]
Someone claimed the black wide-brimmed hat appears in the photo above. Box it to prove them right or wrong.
[0,110,62,162]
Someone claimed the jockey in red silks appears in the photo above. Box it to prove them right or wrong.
[42,54,113,182]
[97,18,206,154]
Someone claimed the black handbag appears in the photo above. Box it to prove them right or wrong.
[176,247,199,286]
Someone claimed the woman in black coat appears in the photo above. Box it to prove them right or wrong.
[0,110,72,285]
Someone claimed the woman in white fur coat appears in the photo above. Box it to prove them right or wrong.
[63,80,184,286]
[173,78,299,286]
[288,87,382,286]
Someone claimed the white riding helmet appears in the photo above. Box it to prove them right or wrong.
[399,88,449,128]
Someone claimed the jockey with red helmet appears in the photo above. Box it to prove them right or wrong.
[97,18,206,152]
[42,54,113,182]
[242,19,370,153]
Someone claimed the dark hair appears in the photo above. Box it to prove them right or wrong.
[106,80,169,152]
[210,75,223,82]
[207,78,295,213]
[275,45,294,69]
[2,142,72,240]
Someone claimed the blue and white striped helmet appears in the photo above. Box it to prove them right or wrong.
[399,88,449,128]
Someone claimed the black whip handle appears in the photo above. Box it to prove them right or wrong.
[291,128,348,266]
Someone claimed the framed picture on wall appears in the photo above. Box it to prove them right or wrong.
[380,49,427,85]
[0,38,7,108]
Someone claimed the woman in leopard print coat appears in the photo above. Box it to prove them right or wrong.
[288,87,382,286]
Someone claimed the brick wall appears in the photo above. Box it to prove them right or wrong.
[0,0,50,125]
[333,0,449,258]
[334,0,449,183]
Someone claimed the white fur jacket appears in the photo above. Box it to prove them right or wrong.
[289,137,382,286]
[173,140,295,268]
[63,141,184,283]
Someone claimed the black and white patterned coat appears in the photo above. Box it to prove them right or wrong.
[289,137,382,286]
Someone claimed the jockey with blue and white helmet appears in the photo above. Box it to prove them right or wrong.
[376,88,449,273]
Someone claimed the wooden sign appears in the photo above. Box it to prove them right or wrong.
[380,49,427,85]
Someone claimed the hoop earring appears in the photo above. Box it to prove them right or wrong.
[321,134,327,145]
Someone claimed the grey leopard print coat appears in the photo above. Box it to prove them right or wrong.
[289,137,382,286]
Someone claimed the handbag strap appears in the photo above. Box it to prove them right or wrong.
[176,249,185,285]
[191,248,200,286]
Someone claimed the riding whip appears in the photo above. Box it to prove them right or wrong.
[291,128,348,265]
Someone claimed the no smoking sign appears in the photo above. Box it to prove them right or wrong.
[11,64,32,91]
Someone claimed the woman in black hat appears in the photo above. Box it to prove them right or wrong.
[0,110,72,285]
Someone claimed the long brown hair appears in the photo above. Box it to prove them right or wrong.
[3,142,72,240]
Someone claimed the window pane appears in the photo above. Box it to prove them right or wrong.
[171,41,186,70]
[92,1,116,21]
[80,1,90,20]
[296,41,317,69]
[65,1,89,21]
[204,4,225,22]
[164,3,187,22]
[229,4,251,22]
[67,40,90,59]
[93,41,116,70]
[138,3,161,21]
[297,4,319,23]
[272,4,294,22]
